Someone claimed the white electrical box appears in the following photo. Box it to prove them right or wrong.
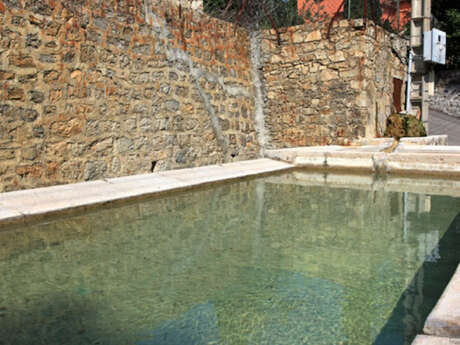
[423,29,446,64]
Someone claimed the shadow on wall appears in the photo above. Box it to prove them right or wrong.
[374,211,460,345]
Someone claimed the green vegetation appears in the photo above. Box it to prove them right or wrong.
[432,0,460,69]
[203,0,304,29]
[384,113,427,138]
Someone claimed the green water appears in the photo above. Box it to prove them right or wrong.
[1,173,460,345]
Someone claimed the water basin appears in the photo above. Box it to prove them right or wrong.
[1,171,459,345]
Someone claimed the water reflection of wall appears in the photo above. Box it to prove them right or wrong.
[399,192,454,343]
[260,179,459,344]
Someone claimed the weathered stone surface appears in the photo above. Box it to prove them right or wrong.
[0,70,15,80]
[261,20,408,148]
[0,4,406,192]
[83,161,107,181]
[28,90,44,103]
[7,87,25,101]
[0,0,259,192]
[25,33,41,48]
[9,54,35,68]
[305,30,321,42]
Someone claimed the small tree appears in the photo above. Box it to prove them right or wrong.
[432,3,460,69]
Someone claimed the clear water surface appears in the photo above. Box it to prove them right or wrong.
[1,172,460,345]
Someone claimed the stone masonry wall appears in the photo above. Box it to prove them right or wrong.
[0,0,409,192]
[430,70,460,117]
[0,0,259,192]
[259,20,408,148]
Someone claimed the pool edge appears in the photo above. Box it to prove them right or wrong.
[0,158,294,228]
[422,264,460,339]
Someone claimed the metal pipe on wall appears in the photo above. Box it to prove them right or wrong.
[406,49,413,114]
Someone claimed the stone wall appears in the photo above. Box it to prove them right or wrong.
[0,0,259,192]
[259,20,408,148]
[430,70,460,117]
[0,0,409,192]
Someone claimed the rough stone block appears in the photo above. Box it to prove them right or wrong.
[305,30,322,42]
[7,87,25,101]
[9,54,35,68]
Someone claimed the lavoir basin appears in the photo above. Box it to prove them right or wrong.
[1,170,460,345]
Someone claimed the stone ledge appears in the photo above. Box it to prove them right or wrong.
[424,264,460,338]
[387,153,460,176]
[0,159,293,227]
[266,144,460,177]
[0,206,23,225]
[353,135,448,146]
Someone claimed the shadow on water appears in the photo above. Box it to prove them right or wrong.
[0,294,116,345]
[0,296,221,345]
[374,211,460,345]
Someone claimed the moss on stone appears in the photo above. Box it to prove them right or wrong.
[384,113,427,138]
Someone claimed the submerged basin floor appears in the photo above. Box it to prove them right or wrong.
[1,172,460,345]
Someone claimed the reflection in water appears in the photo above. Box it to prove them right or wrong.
[0,174,459,345]
[375,210,460,345]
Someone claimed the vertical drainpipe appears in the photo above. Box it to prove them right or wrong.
[406,49,413,114]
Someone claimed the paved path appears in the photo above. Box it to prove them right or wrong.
[429,109,460,145]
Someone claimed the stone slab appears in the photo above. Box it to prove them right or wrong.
[396,144,460,153]
[0,181,110,217]
[400,135,448,145]
[325,151,375,171]
[0,159,293,226]
[106,174,188,199]
[0,206,23,224]
[265,146,346,162]
[353,135,448,146]
[386,153,460,176]
[267,145,460,177]
[424,264,460,338]
[412,335,460,345]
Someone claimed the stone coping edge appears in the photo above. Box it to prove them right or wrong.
[353,135,448,146]
[0,158,294,228]
[424,264,460,338]
[265,145,460,178]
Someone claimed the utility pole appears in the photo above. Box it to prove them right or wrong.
[409,0,433,130]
